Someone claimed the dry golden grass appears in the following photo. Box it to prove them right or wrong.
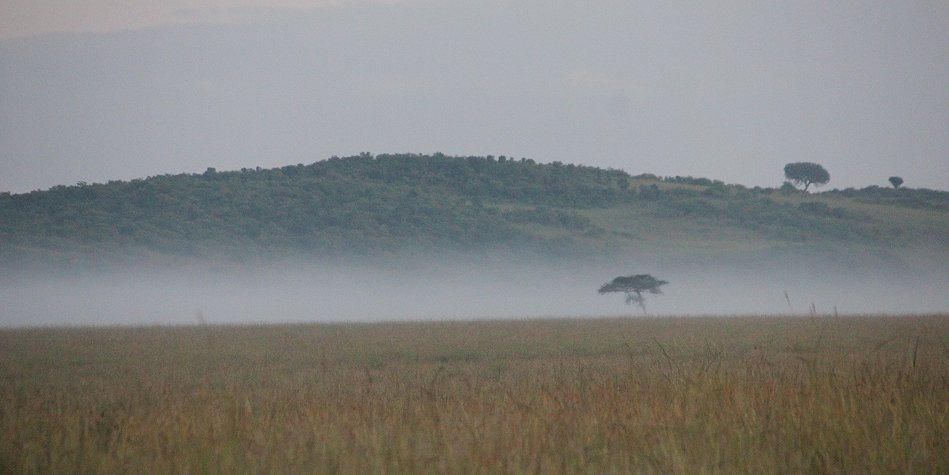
[1,315,947,473]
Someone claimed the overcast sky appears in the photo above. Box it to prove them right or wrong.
[1,0,947,193]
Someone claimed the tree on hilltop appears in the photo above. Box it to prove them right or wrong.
[598,274,668,314]
[784,162,830,192]
[888,176,904,189]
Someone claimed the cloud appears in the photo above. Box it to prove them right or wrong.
[0,0,425,40]
[565,68,649,117]
[566,68,647,96]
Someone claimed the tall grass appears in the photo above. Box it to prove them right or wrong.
[1,315,947,473]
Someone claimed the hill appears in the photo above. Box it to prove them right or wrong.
[2,153,948,269]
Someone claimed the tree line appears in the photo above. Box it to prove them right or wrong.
[0,154,944,264]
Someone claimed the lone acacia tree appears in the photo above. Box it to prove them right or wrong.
[888,176,904,189]
[598,274,668,314]
[784,162,830,192]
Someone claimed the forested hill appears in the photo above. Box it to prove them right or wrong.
[2,153,948,266]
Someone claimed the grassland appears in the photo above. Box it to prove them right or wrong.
[2,315,947,473]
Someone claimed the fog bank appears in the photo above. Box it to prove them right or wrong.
[2,256,947,327]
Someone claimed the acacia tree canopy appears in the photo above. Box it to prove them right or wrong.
[598,274,668,314]
[889,176,904,189]
[784,162,830,192]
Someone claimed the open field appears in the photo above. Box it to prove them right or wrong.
[2,315,947,473]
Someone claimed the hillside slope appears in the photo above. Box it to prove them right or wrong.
[2,153,947,268]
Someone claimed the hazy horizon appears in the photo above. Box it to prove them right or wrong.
[3,252,947,327]
[3,0,948,193]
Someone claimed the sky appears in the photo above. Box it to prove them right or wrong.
[1,0,947,193]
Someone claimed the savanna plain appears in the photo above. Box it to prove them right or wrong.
[2,314,947,474]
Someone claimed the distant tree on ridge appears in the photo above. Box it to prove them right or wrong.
[783,162,830,192]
